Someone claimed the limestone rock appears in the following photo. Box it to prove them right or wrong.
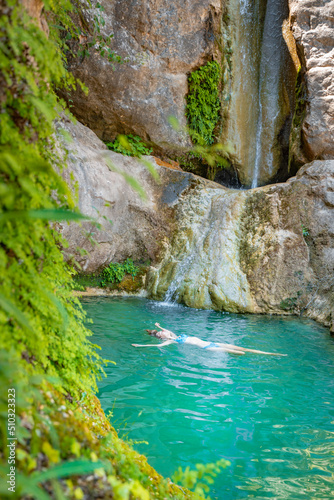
[57,117,215,272]
[59,119,333,330]
[63,0,221,149]
[149,160,334,328]
[289,0,334,159]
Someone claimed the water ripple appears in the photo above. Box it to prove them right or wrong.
[82,297,334,500]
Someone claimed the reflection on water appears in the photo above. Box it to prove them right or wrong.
[82,297,334,499]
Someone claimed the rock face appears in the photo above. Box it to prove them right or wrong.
[149,160,334,330]
[64,0,221,149]
[57,117,218,272]
[289,0,334,160]
[62,0,334,187]
[60,120,333,331]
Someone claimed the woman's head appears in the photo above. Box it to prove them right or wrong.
[146,329,158,336]
[145,329,176,340]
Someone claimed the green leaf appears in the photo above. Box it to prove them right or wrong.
[30,460,105,484]
[0,294,34,332]
[0,209,90,223]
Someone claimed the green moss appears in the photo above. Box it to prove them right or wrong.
[0,0,103,397]
[2,363,194,500]
[0,3,195,498]
[74,262,148,294]
[116,270,146,293]
[280,296,298,311]
[73,274,102,290]
[176,152,210,178]
[239,192,273,274]
[186,61,221,146]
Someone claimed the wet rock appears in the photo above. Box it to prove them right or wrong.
[149,160,334,328]
[57,117,207,272]
[223,0,297,187]
[59,120,333,330]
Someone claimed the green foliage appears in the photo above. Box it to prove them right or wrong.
[168,116,230,180]
[46,0,122,68]
[186,61,221,146]
[0,353,192,500]
[0,1,104,396]
[280,296,299,311]
[301,224,309,237]
[0,3,220,499]
[106,134,153,157]
[172,459,230,500]
[79,1,122,65]
[101,259,139,287]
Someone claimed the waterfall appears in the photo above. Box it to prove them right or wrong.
[149,186,252,310]
[225,0,295,187]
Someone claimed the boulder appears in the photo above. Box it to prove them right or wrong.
[63,0,221,149]
[57,116,218,272]
[149,159,334,330]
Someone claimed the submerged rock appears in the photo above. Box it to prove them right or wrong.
[59,120,333,330]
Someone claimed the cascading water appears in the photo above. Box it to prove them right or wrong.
[149,186,252,308]
[224,0,296,188]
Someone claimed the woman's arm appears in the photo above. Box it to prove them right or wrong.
[132,340,174,348]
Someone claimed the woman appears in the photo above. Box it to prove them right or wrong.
[132,323,287,356]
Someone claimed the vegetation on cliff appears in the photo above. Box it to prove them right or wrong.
[106,135,153,158]
[182,61,230,181]
[0,2,195,498]
[186,61,221,147]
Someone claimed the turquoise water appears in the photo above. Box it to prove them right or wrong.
[82,297,334,499]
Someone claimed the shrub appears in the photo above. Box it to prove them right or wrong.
[186,61,221,146]
[301,224,309,237]
[101,259,139,287]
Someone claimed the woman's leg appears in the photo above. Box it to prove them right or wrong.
[217,343,286,356]
[207,346,245,355]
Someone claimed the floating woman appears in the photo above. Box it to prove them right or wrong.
[132,323,287,356]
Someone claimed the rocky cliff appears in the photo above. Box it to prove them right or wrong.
[289,0,334,161]
[63,0,221,150]
[59,119,334,332]
[63,0,334,187]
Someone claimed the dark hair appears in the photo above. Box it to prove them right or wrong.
[146,329,158,336]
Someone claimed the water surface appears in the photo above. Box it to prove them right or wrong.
[82,297,334,499]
